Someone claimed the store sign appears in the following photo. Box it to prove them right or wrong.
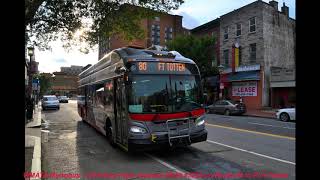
[270,67,295,82]
[236,64,260,72]
[222,64,260,74]
[232,81,257,96]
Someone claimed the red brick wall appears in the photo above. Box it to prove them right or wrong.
[108,14,183,50]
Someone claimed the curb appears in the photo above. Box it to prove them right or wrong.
[25,103,42,180]
[26,105,42,128]
[30,136,41,180]
[244,114,277,119]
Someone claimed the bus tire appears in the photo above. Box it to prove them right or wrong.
[105,119,116,147]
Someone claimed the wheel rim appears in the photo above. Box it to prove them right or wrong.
[280,113,288,121]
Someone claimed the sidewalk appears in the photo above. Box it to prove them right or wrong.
[25,102,42,180]
[244,108,278,119]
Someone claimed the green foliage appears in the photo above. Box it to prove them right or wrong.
[25,0,184,51]
[166,35,219,78]
[33,74,52,96]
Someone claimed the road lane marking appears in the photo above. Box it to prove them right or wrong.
[205,123,295,140]
[248,122,295,130]
[145,153,199,180]
[206,140,296,165]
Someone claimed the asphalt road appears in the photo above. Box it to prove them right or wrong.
[41,100,295,180]
[205,113,295,137]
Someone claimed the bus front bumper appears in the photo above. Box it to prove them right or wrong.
[128,129,207,151]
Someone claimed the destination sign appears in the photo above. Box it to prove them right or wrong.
[130,62,198,75]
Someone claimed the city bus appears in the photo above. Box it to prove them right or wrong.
[77,47,207,151]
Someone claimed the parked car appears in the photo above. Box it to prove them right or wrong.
[276,108,295,121]
[207,100,246,115]
[42,95,60,110]
[58,96,69,103]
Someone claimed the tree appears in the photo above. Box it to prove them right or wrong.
[25,0,184,51]
[166,35,219,78]
[33,74,52,96]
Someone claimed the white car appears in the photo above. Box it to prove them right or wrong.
[276,108,295,121]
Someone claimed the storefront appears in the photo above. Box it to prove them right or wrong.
[220,64,263,110]
[270,67,295,108]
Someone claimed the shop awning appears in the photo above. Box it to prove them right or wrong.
[227,71,260,82]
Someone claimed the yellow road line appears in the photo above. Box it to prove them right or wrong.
[205,123,295,140]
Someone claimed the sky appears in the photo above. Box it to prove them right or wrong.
[35,0,295,73]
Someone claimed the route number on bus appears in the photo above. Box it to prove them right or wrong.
[137,62,186,72]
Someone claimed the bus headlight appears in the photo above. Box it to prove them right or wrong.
[130,126,147,134]
[195,116,205,126]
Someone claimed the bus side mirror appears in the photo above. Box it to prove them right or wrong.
[115,66,127,74]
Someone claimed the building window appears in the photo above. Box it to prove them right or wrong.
[249,17,256,33]
[236,23,241,36]
[223,49,229,67]
[165,26,173,41]
[249,43,256,62]
[224,27,228,40]
[154,16,160,22]
[151,24,161,45]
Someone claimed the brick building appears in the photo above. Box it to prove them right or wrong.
[60,65,84,76]
[98,6,189,60]
[51,72,79,97]
[218,0,295,110]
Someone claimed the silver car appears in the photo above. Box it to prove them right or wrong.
[58,96,69,103]
[207,100,246,115]
[42,95,60,110]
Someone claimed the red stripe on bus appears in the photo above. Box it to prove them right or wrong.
[191,108,205,117]
[129,108,205,121]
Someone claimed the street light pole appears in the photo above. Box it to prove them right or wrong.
[27,47,34,96]
[26,46,35,120]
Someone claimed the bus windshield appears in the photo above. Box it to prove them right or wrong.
[128,75,203,113]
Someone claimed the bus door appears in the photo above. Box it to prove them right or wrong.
[84,86,88,119]
[114,77,128,145]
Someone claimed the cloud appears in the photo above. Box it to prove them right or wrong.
[35,42,98,73]
[174,0,295,30]
[177,11,201,29]
[54,58,67,63]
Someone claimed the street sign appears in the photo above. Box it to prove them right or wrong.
[32,83,38,90]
